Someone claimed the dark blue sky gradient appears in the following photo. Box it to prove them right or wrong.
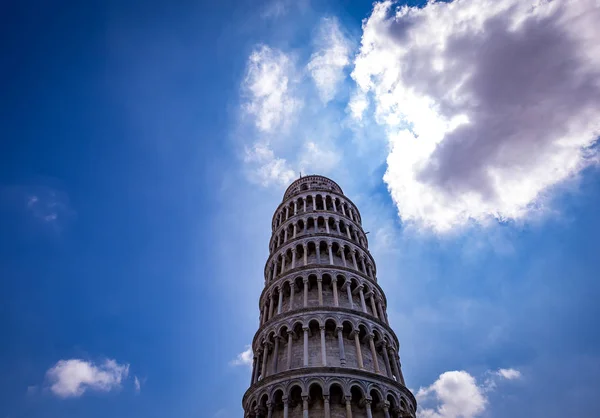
[1,1,599,418]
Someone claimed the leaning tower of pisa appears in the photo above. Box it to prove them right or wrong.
[243,175,416,418]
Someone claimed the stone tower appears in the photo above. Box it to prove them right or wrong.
[243,175,416,418]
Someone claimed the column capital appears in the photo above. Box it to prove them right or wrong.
[331,276,338,283]
[320,325,326,331]
[364,399,372,406]
[323,394,330,401]
[367,333,375,340]
[287,330,296,338]
[302,325,309,331]
[336,325,344,332]
[345,395,352,404]
[291,248,297,254]
[303,277,309,284]
[317,276,323,283]
[282,396,289,403]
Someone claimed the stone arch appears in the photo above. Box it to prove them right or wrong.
[307,216,315,233]
[270,388,285,417]
[370,387,386,418]
[308,380,325,415]
[328,381,346,417]
[350,383,367,415]
[316,215,326,233]
[315,194,325,210]
[287,383,304,415]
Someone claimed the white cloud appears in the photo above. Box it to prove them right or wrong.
[134,376,141,394]
[496,368,521,380]
[230,346,253,369]
[417,371,486,418]
[308,17,352,103]
[352,0,600,232]
[417,368,521,418]
[45,359,129,398]
[298,141,341,174]
[243,45,302,133]
[244,142,296,187]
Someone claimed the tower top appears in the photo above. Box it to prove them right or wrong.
[282,174,344,201]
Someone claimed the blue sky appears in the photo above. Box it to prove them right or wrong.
[1,0,599,417]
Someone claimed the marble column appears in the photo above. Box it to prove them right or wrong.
[332,278,339,307]
[328,243,334,265]
[286,331,293,370]
[261,345,268,378]
[377,300,386,323]
[382,404,391,418]
[283,398,289,418]
[353,332,364,369]
[351,250,358,270]
[303,244,308,266]
[277,289,283,314]
[302,396,309,418]
[320,326,327,366]
[345,396,353,418]
[368,334,381,373]
[288,282,295,311]
[250,356,257,384]
[381,342,392,378]
[337,326,346,366]
[291,248,296,269]
[268,293,275,319]
[345,283,354,309]
[317,277,323,306]
[369,294,379,319]
[324,395,331,418]
[358,286,368,313]
[365,400,373,418]
[271,336,280,374]
[390,348,401,382]
[303,278,309,308]
[303,327,309,367]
